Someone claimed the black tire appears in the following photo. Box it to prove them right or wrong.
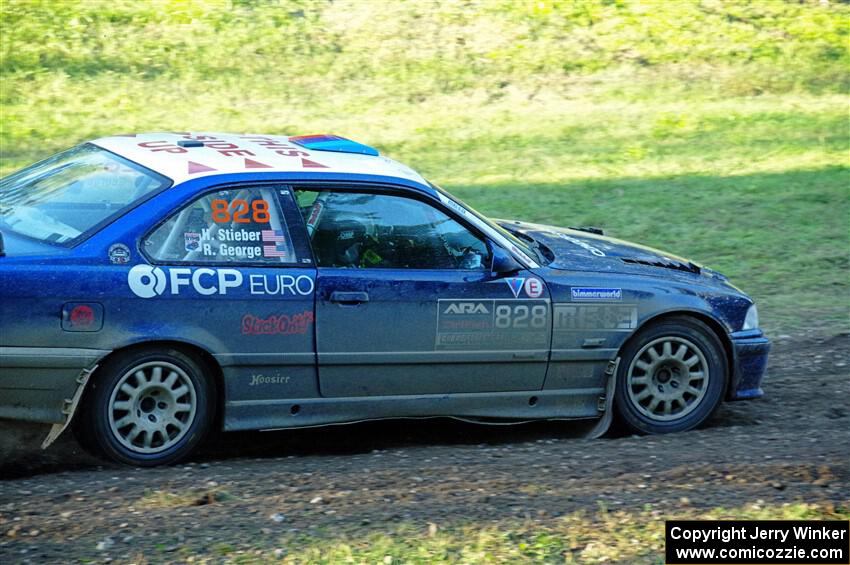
[614,316,726,434]
[75,348,214,466]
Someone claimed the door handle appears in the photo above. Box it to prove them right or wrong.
[329,291,370,305]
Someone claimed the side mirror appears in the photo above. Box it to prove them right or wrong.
[491,245,522,275]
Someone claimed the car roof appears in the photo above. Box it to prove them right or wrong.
[90,132,430,188]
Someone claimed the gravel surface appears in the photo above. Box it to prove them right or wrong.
[0,334,848,562]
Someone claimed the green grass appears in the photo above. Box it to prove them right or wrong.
[1,0,848,335]
[452,168,850,333]
[154,502,849,564]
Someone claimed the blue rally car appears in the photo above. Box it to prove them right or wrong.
[0,133,770,466]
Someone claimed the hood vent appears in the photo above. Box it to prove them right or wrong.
[621,257,700,274]
[568,226,604,235]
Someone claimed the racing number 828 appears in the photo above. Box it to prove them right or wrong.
[495,304,547,329]
[211,199,271,224]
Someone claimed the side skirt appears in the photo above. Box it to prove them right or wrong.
[223,386,605,432]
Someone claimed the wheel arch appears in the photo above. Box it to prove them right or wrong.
[81,339,226,430]
[623,309,735,398]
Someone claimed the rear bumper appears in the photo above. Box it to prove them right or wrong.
[0,346,108,423]
[727,330,771,400]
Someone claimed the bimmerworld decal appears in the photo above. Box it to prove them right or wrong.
[127,265,313,298]
[570,287,622,301]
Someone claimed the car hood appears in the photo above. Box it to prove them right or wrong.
[496,219,721,279]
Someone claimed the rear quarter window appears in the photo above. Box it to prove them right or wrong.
[144,186,298,265]
[0,144,168,245]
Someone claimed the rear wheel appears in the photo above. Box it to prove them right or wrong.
[76,348,214,466]
[614,317,726,434]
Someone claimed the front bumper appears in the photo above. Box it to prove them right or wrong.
[728,329,771,400]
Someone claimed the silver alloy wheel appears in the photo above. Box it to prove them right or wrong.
[107,361,197,454]
[626,336,709,422]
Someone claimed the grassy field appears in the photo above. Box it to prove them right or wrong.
[1,0,848,335]
[150,502,849,563]
[0,3,848,561]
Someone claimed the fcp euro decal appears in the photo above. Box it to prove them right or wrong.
[127,264,168,298]
[127,265,313,298]
[128,265,243,298]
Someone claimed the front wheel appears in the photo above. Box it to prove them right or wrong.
[76,348,214,466]
[614,316,726,434]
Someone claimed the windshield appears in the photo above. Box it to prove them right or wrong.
[429,182,542,263]
[0,144,168,245]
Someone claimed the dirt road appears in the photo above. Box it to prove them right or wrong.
[1,334,848,563]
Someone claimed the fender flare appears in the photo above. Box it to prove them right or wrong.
[41,338,224,449]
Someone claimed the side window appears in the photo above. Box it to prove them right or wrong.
[294,189,489,270]
[144,186,296,264]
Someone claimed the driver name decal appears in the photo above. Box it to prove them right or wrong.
[187,227,290,260]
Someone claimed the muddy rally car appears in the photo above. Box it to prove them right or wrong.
[0,133,770,466]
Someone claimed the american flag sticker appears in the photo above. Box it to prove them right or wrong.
[262,229,288,258]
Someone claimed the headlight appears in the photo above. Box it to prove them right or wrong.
[742,304,759,330]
